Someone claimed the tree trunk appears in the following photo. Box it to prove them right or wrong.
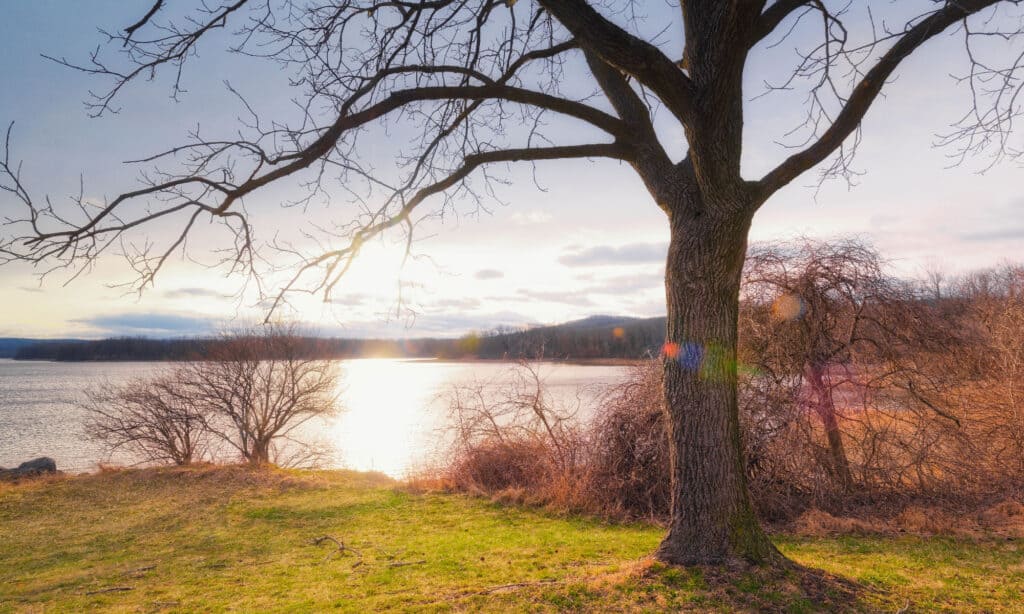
[655,195,781,566]
[806,364,853,490]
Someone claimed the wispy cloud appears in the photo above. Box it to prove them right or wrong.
[581,272,664,295]
[508,210,552,225]
[474,269,505,280]
[72,313,219,337]
[162,287,232,300]
[559,242,667,267]
[430,297,483,310]
[959,227,1024,242]
[516,289,594,306]
[327,292,370,307]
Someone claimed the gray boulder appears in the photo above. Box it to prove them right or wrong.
[18,457,57,474]
[0,457,59,481]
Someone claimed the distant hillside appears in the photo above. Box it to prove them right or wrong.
[473,315,665,359]
[0,338,70,359]
[11,315,667,362]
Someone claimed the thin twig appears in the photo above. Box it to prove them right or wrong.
[85,586,134,596]
[476,579,562,595]
[387,559,427,568]
[310,535,363,564]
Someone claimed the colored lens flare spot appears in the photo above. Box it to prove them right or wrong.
[772,293,805,321]
[662,342,680,358]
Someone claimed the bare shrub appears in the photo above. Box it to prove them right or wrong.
[85,324,341,467]
[86,373,209,466]
[442,361,585,505]
[947,264,1024,488]
[585,360,669,521]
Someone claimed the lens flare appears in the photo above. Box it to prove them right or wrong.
[772,293,805,321]
[662,341,680,359]
[680,342,704,372]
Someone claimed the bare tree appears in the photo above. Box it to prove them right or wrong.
[2,1,1023,565]
[740,238,962,495]
[86,325,340,467]
[185,326,341,465]
[86,373,209,466]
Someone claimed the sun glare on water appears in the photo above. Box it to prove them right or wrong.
[326,359,452,477]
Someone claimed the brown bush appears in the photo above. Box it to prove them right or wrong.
[447,437,554,493]
[584,361,669,521]
[440,360,589,508]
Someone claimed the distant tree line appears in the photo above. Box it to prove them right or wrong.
[13,316,667,362]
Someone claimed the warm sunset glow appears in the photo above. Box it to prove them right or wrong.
[327,359,451,477]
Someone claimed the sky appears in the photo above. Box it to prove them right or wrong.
[1,1,1022,339]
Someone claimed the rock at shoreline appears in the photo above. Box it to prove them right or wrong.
[0,457,59,481]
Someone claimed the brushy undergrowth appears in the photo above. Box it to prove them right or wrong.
[2,466,1023,612]
[439,359,1024,534]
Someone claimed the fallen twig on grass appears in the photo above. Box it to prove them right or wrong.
[85,586,134,595]
[310,535,363,565]
[387,559,427,568]
[124,565,156,577]
[477,579,561,595]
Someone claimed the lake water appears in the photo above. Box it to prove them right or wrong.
[0,359,627,477]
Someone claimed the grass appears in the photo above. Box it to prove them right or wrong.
[0,466,1021,612]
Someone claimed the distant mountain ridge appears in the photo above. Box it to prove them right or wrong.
[8,315,667,362]
[555,315,649,330]
[0,338,74,359]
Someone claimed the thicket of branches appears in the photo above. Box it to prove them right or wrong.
[441,241,1024,523]
[86,325,341,467]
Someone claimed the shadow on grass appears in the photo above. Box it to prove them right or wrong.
[609,558,884,613]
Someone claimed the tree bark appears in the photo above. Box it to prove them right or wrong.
[655,186,781,566]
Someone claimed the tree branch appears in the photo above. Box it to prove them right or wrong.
[750,0,810,48]
[756,0,1004,201]
[537,0,696,126]
[265,141,630,317]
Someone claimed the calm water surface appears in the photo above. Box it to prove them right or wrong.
[0,359,626,477]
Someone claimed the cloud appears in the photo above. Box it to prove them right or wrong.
[508,210,553,225]
[516,289,594,307]
[559,242,667,267]
[959,227,1024,242]
[162,287,232,300]
[430,297,482,310]
[582,272,664,295]
[474,269,505,280]
[327,292,370,307]
[73,313,219,337]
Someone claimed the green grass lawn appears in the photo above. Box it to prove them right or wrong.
[1,466,1021,613]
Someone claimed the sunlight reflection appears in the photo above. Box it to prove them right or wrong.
[327,359,450,478]
[318,359,629,478]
